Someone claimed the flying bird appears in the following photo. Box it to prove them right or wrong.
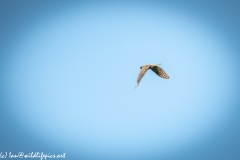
[135,64,169,87]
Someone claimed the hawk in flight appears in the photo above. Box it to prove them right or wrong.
[135,64,169,87]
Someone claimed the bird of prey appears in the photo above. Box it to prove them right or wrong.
[135,64,169,87]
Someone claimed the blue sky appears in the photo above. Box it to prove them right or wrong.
[1,1,240,160]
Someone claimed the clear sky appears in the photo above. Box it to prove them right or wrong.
[1,0,240,160]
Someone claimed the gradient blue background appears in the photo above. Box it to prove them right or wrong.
[1,0,240,160]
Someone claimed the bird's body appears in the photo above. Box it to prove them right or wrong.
[135,64,169,87]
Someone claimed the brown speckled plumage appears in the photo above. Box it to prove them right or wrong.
[135,64,169,87]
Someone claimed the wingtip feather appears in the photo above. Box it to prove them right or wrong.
[134,83,138,89]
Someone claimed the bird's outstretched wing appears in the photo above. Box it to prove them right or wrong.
[136,65,150,86]
[150,65,169,79]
